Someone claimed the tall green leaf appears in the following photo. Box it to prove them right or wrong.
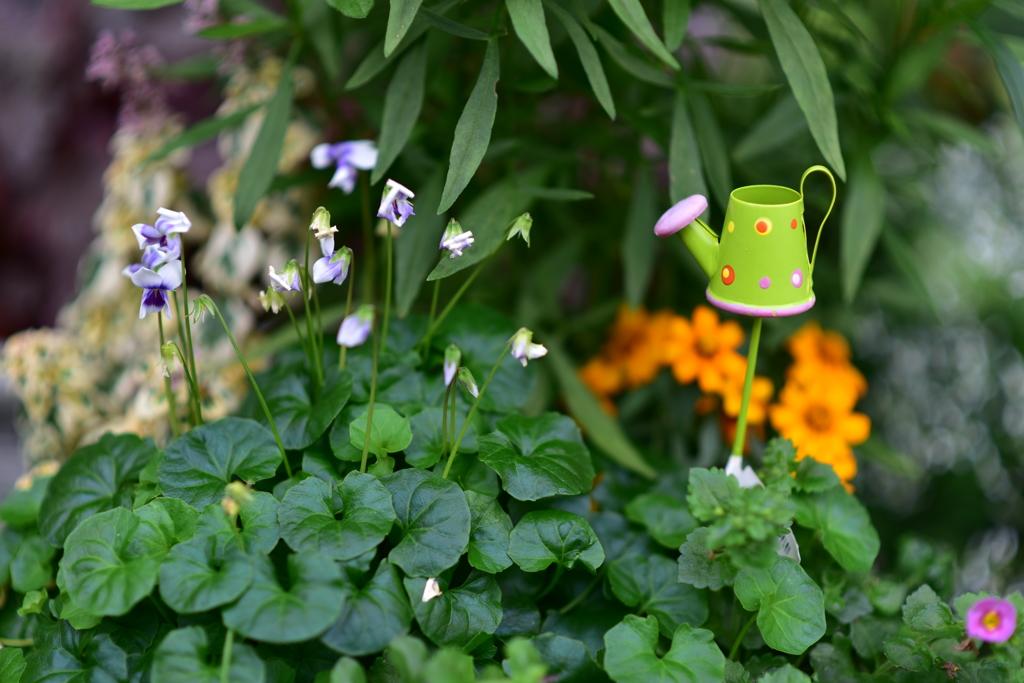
[327,0,374,19]
[592,25,674,88]
[669,90,709,214]
[606,0,680,70]
[623,166,658,307]
[546,341,656,478]
[663,0,691,52]
[395,170,446,316]
[419,8,490,40]
[233,62,293,229]
[385,0,426,56]
[840,153,884,302]
[758,0,846,180]
[544,1,615,118]
[438,40,501,213]
[688,91,732,209]
[508,0,558,79]
[971,21,1024,140]
[373,42,428,185]
[145,105,261,164]
[732,92,806,162]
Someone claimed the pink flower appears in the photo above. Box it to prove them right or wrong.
[966,597,1017,643]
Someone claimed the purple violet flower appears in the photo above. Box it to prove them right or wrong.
[310,140,378,194]
[268,262,302,293]
[337,305,375,348]
[443,344,461,386]
[439,219,474,259]
[967,597,1018,643]
[312,235,353,285]
[377,179,415,227]
[130,260,182,319]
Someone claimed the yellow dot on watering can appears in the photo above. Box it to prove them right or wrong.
[755,218,772,235]
[727,221,735,233]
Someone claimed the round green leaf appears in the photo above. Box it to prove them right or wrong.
[881,637,933,672]
[733,556,826,655]
[608,554,708,637]
[403,571,503,648]
[624,493,698,550]
[603,616,725,683]
[381,468,471,577]
[159,534,253,613]
[1,470,53,528]
[477,413,595,501]
[406,406,478,468]
[260,365,353,450]
[159,417,282,509]
[222,551,345,643]
[61,507,161,617]
[38,433,157,546]
[465,490,513,574]
[321,560,413,656]
[793,488,880,573]
[133,497,199,557]
[10,531,56,593]
[529,633,605,683]
[330,405,366,462]
[193,492,280,556]
[349,404,413,456]
[508,510,604,573]
[22,621,129,683]
[677,527,738,590]
[278,472,396,560]
[151,626,266,683]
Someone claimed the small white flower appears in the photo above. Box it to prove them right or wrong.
[337,304,375,348]
[421,577,443,603]
[443,344,461,387]
[509,327,547,367]
[309,206,337,240]
[268,262,301,293]
[439,219,474,258]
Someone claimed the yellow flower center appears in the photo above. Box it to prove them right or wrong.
[983,610,1001,631]
[697,335,719,357]
[804,405,833,432]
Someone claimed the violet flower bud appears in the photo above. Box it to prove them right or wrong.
[509,327,547,367]
[337,304,375,348]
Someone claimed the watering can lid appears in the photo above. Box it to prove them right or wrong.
[654,195,708,238]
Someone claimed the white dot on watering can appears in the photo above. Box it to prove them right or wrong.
[759,276,771,289]
[791,269,803,287]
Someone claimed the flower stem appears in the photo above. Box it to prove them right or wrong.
[731,317,762,457]
[443,342,510,479]
[421,279,441,356]
[305,231,323,365]
[559,567,605,614]
[729,612,758,660]
[360,322,380,474]
[536,564,565,600]
[422,261,485,346]
[449,378,456,447]
[207,298,292,477]
[441,381,452,458]
[340,260,355,370]
[180,254,199,409]
[381,222,393,353]
[166,342,203,425]
[360,172,375,303]
[157,314,181,438]
[300,264,323,390]
[220,629,234,683]
[171,292,198,425]
[283,299,313,367]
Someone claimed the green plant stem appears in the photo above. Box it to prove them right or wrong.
[536,564,565,600]
[422,261,486,346]
[149,595,176,624]
[158,314,181,438]
[449,378,456,448]
[304,231,322,364]
[283,299,312,363]
[340,261,355,370]
[381,222,393,353]
[360,323,380,474]
[220,629,234,683]
[300,264,323,390]
[421,279,441,355]
[443,341,510,479]
[0,637,32,647]
[180,254,198,408]
[729,613,758,660]
[559,568,605,614]
[171,292,199,425]
[360,172,375,302]
[731,317,763,456]
[441,381,452,458]
[208,298,292,477]
[312,277,324,356]
[167,342,203,425]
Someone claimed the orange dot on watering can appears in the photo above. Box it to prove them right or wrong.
[755,218,772,235]
[791,219,798,229]
[722,265,735,285]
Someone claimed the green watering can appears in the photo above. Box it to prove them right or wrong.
[655,165,836,317]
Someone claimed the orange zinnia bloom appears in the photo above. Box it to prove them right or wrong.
[604,305,666,388]
[786,321,867,397]
[720,370,774,426]
[769,378,871,490]
[664,305,745,393]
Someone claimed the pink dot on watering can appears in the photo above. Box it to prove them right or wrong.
[654,195,708,237]
[759,276,771,289]
[791,269,803,287]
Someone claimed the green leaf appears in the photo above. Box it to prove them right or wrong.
[193,492,281,555]
[419,7,490,40]
[39,433,156,546]
[158,534,253,613]
[604,616,725,683]
[22,622,130,683]
[145,105,261,163]
[606,0,680,69]
[732,93,807,163]
[465,491,513,573]
[322,657,367,683]
[688,91,732,209]
[733,556,826,655]
[0,649,25,683]
[373,41,428,185]
[508,510,604,573]
[61,507,161,617]
[793,458,841,493]
[385,0,426,57]
[438,40,501,214]
[881,637,932,672]
[278,472,396,560]
[529,634,604,683]
[92,0,181,6]
[326,0,374,18]
[513,186,593,201]
[395,170,446,317]
[759,665,810,683]
[902,584,940,625]
[406,406,479,469]
[223,552,346,644]
[261,366,353,450]
[382,468,471,577]
[404,571,503,648]
[625,493,698,549]
[1,469,52,528]
[18,589,47,616]
[507,0,558,79]
[793,488,880,572]
[322,560,413,656]
[840,153,884,302]
[544,1,615,118]
[477,413,595,501]
[909,603,960,639]
[758,0,846,180]
[133,497,198,557]
[663,0,691,52]
[198,19,288,39]
[849,614,900,661]
[234,61,293,229]
[349,404,414,456]
[971,21,1024,140]
[623,166,658,307]
[151,626,265,683]
[668,90,709,209]
[592,25,674,88]
[159,417,283,509]
[608,554,708,637]
[10,532,56,593]
[546,340,655,478]
[686,468,740,520]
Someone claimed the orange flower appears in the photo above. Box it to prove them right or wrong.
[769,378,871,489]
[721,370,774,426]
[579,356,624,397]
[603,305,666,388]
[786,321,867,396]
[664,305,745,393]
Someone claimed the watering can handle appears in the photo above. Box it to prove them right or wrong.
[801,165,837,278]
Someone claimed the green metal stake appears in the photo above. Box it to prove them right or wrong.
[731,317,762,457]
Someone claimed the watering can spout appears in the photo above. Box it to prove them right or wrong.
[653,194,719,279]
